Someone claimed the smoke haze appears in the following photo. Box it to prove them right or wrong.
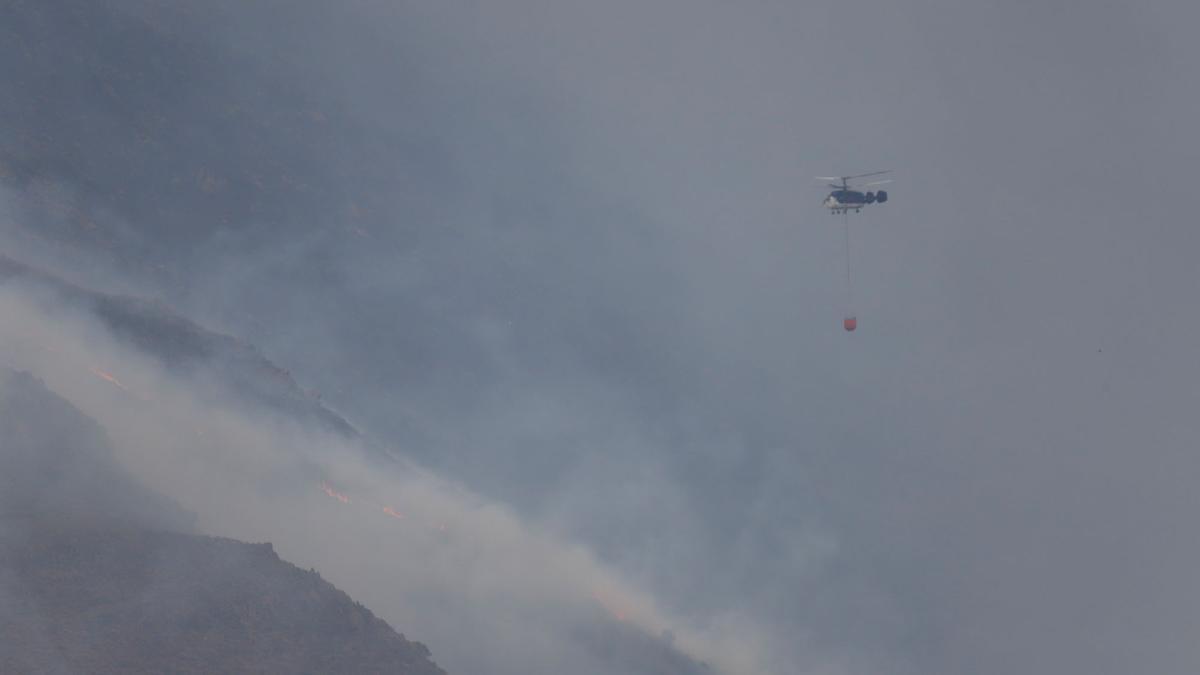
[3,1,1200,673]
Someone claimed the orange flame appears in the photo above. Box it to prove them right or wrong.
[320,481,351,504]
[382,506,405,520]
[88,366,131,393]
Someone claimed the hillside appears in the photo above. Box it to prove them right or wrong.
[0,369,443,675]
[0,526,444,675]
[0,0,430,441]
[0,368,194,533]
[0,0,393,283]
[0,254,358,439]
[0,3,726,672]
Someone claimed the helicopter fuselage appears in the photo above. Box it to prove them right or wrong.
[823,189,888,214]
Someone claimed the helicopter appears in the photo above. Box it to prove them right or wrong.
[817,170,894,332]
[818,171,892,214]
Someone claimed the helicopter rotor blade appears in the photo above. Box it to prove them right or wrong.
[862,179,893,187]
[844,170,891,180]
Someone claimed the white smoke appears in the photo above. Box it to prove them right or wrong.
[0,283,774,675]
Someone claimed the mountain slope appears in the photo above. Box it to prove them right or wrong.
[0,526,444,675]
[0,368,443,675]
[0,368,194,532]
[0,254,358,439]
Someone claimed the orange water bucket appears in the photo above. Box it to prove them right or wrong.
[844,316,857,332]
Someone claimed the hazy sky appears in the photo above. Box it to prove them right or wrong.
[4,1,1200,674]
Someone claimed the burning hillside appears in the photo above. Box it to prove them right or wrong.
[0,253,358,439]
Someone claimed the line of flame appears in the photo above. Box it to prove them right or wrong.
[88,366,131,392]
[320,481,351,504]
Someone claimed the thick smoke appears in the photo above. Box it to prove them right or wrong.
[0,284,754,674]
